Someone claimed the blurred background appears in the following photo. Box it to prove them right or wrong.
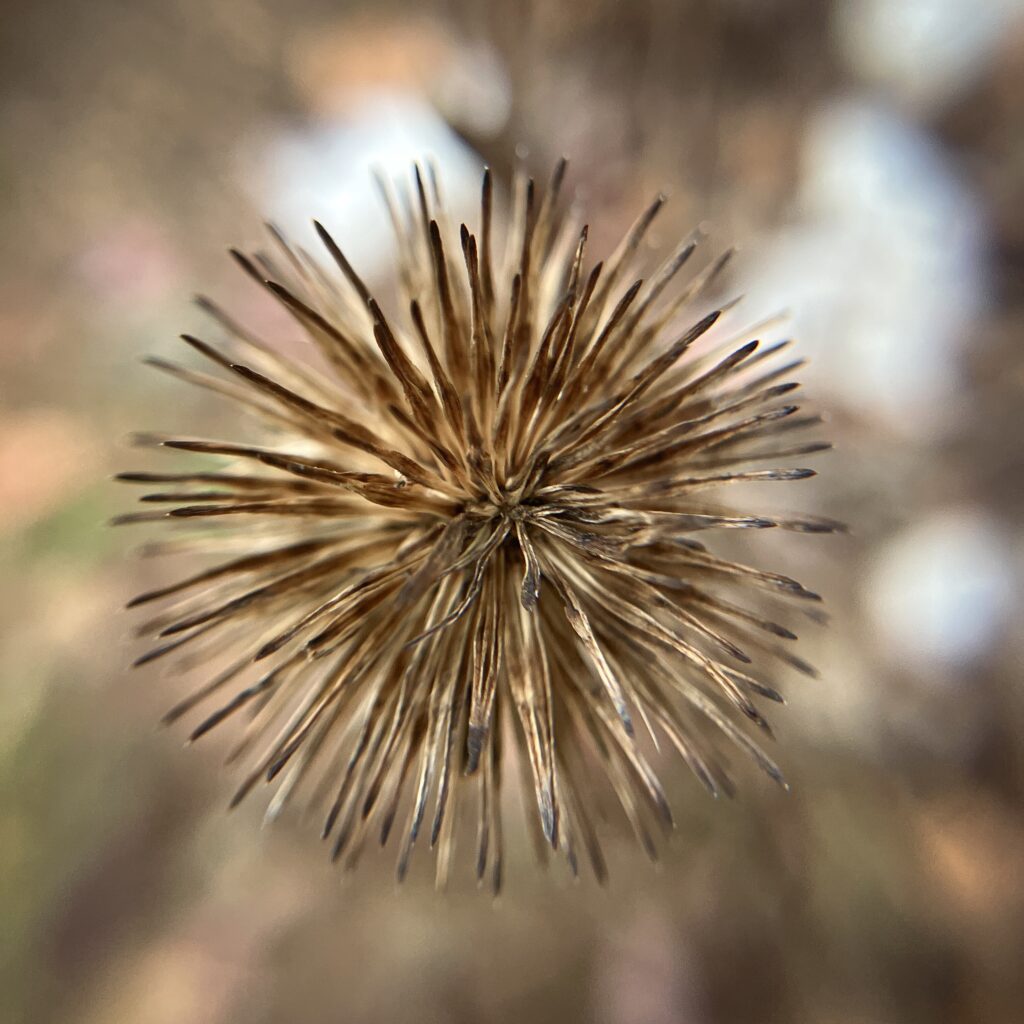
[2,0,1023,1021]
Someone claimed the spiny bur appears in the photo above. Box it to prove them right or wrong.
[117,160,837,891]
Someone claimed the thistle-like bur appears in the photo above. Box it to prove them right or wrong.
[119,160,837,890]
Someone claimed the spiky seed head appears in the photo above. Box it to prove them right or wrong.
[118,159,836,890]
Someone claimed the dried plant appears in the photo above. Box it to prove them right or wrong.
[118,160,836,890]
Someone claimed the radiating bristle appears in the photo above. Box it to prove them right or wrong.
[121,159,833,889]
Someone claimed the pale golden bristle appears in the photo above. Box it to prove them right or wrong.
[118,159,836,890]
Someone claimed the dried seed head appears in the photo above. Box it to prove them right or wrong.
[119,160,836,890]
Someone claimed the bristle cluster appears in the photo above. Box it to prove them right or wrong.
[118,160,836,890]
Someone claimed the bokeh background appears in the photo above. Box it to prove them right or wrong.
[3,1,1024,1021]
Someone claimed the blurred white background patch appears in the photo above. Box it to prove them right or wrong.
[865,508,1015,675]
[744,98,988,439]
[837,0,1023,112]
[240,91,484,280]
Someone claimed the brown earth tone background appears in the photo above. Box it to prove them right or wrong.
[2,1,1023,1022]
